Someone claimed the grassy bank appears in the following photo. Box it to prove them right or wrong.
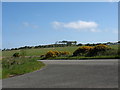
[0,67,2,79]
[2,57,45,79]
[46,55,119,60]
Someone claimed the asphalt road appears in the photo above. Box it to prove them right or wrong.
[2,59,118,88]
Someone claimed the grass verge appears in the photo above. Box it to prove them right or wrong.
[46,55,120,60]
[2,57,45,79]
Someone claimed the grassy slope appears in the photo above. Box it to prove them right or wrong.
[2,46,78,57]
[0,68,1,79]
[2,45,118,57]
[2,57,45,79]
[0,57,2,79]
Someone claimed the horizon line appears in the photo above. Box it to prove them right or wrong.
[2,40,119,50]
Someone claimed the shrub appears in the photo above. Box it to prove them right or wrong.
[73,46,93,56]
[40,55,45,58]
[13,53,20,57]
[45,50,70,58]
[73,44,111,57]
[45,51,57,58]
[54,51,60,56]
[86,44,111,56]
[93,44,111,52]
[59,51,70,56]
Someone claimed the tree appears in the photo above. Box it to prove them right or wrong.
[77,43,82,46]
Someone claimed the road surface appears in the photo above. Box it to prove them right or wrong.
[2,59,118,88]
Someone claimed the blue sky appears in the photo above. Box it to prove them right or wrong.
[2,2,118,49]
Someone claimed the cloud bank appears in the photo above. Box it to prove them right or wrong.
[52,20,99,32]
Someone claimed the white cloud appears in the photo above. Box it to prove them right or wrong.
[23,22,39,29]
[64,21,98,29]
[52,20,99,32]
[52,21,63,29]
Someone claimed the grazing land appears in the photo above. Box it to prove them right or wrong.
[2,45,118,56]
[2,46,78,57]
[2,45,119,59]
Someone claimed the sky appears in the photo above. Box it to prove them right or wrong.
[2,2,118,49]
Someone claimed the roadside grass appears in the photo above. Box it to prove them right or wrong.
[0,67,2,79]
[47,55,120,60]
[2,57,45,79]
[0,53,1,79]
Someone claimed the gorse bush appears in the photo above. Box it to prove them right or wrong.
[93,44,111,52]
[45,51,57,58]
[73,46,93,56]
[13,50,27,58]
[73,44,111,57]
[45,50,70,58]
[13,53,20,57]
[59,51,70,56]
[54,51,60,56]
[86,44,111,56]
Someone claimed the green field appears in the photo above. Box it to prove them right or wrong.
[2,46,78,57]
[2,45,119,58]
